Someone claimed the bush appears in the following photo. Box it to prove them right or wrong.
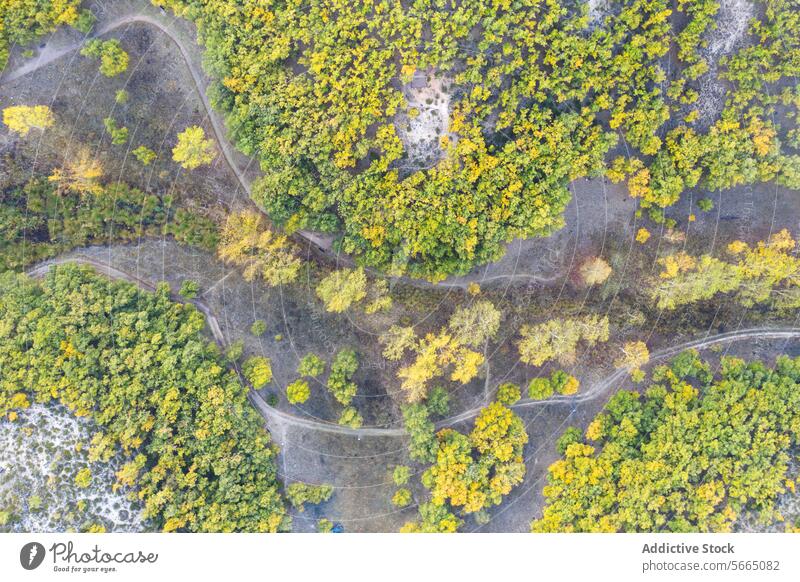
[297,353,325,377]
[528,378,554,400]
[179,280,199,299]
[250,319,267,336]
[392,465,412,486]
[496,382,521,405]
[327,349,358,405]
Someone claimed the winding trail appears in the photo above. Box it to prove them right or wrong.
[25,257,800,439]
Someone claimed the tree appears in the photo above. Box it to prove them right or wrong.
[338,406,363,428]
[297,353,325,377]
[74,468,92,489]
[286,380,310,405]
[217,210,302,286]
[550,370,580,395]
[528,378,554,400]
[533,352,800,532]
[132,146,157,166]
[48,148,104,196]
[401,502,462,533]
[242,356,273,388]
[380,326,416,360]
[649,230,800,310]
[397,330,484,402]
[80,39,128,77]
[447,300,501,348]
[496,383,521,405]
[393,466,412,486]
[392,488,413,507]
[250,320,267,336]
[327,349,358,405]
[103,117,128,145]
[172,126,215,169]
[141,0,800,280]
[518,315,610,367]
[179,280,199,299]
[0,266,289,532]
[316,268,368,313]
[427,386,450,416]
[364,279,393,313]
[614,341,650,378]
[419,402,527,517]
[402,404,436,463]
[579,257,613,286]
[285,483,333,512]
[636,228,651,244]
[3,105,54,136]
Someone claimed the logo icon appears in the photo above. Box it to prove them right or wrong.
[20,542,46,570]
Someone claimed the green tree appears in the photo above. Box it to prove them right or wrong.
[496,382,521,405]
[327,349,358,405]
[402,403,436,463]
[297,353,325,377]
[392,488,413,507]
[80,39,128,77]
[393,466,412,486]
[316,268,368,313]
[447,300,501,348]
[286,380,310,405]
[285,483,333,512]
[242,356,273,388]
[338,406,363,428]
[132,146,157,166]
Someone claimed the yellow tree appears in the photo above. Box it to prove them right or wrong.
[3,105,55,136]
[579,256,613,286]
[48,148,104,195]
[614,341,650,381]
[172,126,216,169]
[217,210,302,286]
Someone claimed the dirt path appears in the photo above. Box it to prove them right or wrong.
[26,257,800,439]
[1,12,254,198]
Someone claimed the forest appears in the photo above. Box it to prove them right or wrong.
[0,265,289,532]
[1,0,800,536]
[533,351,800,532]
[149,0,800,279]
